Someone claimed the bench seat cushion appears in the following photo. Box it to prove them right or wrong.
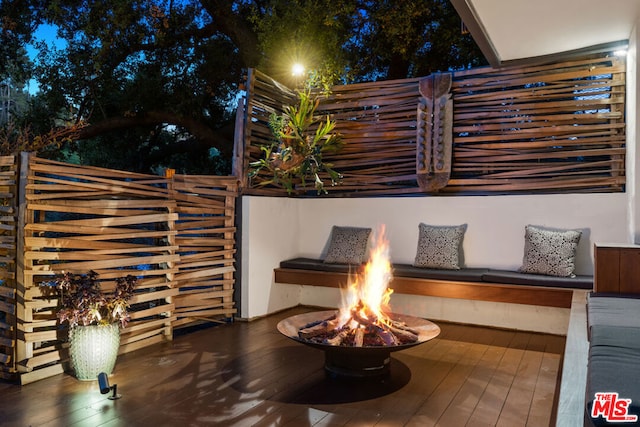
[279,258,594,288]
[589,324,640,350]
[279,258,489,282]
[482,269,593,289]
[585,335,640,425]
[392,264,488,282]
[279,257,362,274]
[587,294,640,330]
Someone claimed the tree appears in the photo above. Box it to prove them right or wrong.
[343,0,485,80]
[0,1,37,128]
[1,0,484,174]
[0,1,40,82]
[249,0,484,85]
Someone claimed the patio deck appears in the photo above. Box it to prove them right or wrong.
[0,306,565,426]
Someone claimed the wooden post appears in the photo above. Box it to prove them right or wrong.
[164,168,176,341]
[232,97,246,188]
[15,152,30,373]
[0,155,18,380]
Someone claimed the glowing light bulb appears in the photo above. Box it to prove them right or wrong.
[292,63,305,76]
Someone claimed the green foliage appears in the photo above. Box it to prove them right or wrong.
[252,0,485,84]
[249,88,343,194]
[3,0,484,174]
[0,0,38,83]
[343,0,485,79]
[39,127,231,176]
[249,0,355,87]
[40,271,137,328]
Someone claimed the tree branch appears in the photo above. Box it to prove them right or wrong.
[72,111,234,156]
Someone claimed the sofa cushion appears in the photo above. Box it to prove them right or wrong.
[280,257,361,273]
[323,226,372,264]
[393,263,487,282]
[585,344,640,426]
[520,224,582,277]
[589,324,640,350]
[413,223,467,270]
[587,294,640,330]
[279,258,487,282]
[483,269,593,289]
[279,259,593,288]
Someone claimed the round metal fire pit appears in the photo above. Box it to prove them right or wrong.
[277,310,440,379]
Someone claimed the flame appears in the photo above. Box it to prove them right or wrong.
[338,225,394,328]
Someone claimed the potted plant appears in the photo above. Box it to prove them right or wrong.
[248,88,344,194]
[40,270,137,380]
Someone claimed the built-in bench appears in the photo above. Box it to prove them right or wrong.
[275,257,593,309]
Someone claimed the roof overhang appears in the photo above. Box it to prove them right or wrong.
[450,0,639,67]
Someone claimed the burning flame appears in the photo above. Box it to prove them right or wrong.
[295,225,420,347]
[338,225,394,328]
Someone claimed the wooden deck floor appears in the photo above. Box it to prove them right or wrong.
[0,306,565,426]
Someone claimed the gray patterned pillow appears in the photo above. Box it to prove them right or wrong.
[519,225,582,277]
[413,223,467,270]
[323,226,372,264]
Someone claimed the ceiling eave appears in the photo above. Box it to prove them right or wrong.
[450,0,501,67]
[450,0,631,68]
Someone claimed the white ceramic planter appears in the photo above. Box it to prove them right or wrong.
[69,324,120,381]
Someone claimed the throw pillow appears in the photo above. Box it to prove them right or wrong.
[413,223,467,270]
[323,226,372,264]
[519,225,582,277]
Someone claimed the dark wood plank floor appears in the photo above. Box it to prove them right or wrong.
[0,306,565,426]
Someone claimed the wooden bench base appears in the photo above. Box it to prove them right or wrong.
[274,268,574,309]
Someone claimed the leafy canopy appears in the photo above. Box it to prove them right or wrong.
[1,0,483,174]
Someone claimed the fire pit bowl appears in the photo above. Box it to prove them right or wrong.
[277,310,440,379]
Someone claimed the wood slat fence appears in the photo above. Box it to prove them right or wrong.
[169,173,237,328]
[6,153,238,384]
[0,155,17,381]
[449,55,626,193]
[242,54,625,195]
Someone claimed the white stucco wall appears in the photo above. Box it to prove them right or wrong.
[293,194,627,274]
[241,192,629,327]
[240,196,302,318]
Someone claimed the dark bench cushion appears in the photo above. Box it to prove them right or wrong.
[392,263,488,282]
[279,257,362,274]
[279,258,594,289]
[586,338,640,426]
[279,258,489,282]
[589,324,640,350]
[482,269,593,290]
[587,294,640,331]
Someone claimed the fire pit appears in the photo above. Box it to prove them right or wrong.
[277,309,440,378]
[277,225,440,378]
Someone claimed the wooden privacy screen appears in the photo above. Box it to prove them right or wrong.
[0,155,17,381]
[242,54,626,196]
[13,154,237,384]
[449,55,625,193]
[237,69,298,187]
[169,173,237,328]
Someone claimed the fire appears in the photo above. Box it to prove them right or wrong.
[296,225,419,347]
[338,226,394,329]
